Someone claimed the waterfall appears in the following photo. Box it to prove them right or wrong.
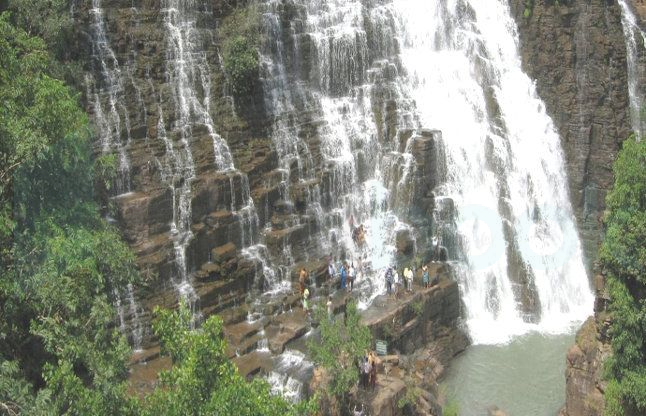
[160,0,220,321]
[393,0,593,343]
[619,0,646,138]
[161,1,273,312]
[88,0,149,347]
[114,284,146,351]
[88,0,597,351]
[259,0,417,305]
[87,0,132,195]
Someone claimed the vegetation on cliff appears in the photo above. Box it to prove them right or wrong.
[142,303,316,416]
[307,300,372,411]
[600,136,646,415]
[220,5,261,98]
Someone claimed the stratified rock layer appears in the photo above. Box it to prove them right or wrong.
[509,0,631,273]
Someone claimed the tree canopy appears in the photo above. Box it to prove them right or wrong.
[600,136,646,416]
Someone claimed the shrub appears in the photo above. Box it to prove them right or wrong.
[600,136,646,415]
[220,6,261,98]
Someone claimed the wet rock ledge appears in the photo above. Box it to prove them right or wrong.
[128,262,469,414]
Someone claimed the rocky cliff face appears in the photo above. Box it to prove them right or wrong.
[509,2,646,414]
[509,0,632,274]
[508,2,645,413]
[80,0,440,348]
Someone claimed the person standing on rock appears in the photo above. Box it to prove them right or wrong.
[299,267,308,296]
[340,262,347,290]
[368,351,378,390]
[404,267,413,292]
[348,262,356,292]
[422,265,430,288]
[393,268,400,298]
[385,267,393,295]
[360,354,370,388]
[328,258,336,282]
[303,287,310,314]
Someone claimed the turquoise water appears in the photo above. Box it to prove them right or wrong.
[442,332,576,416]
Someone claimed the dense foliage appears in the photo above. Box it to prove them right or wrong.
[220,6,261,98]
[2,0,84,85]
[600,137,646,416]
[0,12,140,415]
[142,304,317,416]
[307,300,372,409]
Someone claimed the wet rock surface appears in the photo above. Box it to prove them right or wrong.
[509,0,632,273]
[560,274,612,416]
[128,263,468,408]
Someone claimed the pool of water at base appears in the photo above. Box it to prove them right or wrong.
[442,331,577,416]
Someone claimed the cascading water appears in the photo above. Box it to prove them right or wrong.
[87,0,132,195]
[114,284,146,351]
[159,0,219,320]
[88,0,149,347]
[266,349,314,403]
[258,0,417,305]
[619,0,646,138]
[392,0,593,343]
[161,0,272,316]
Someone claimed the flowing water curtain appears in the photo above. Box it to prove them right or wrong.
[87,0,151,346]
[255,0,421,305]
[87,0,132,195]
[619,0,646,138]
[392,0,593,343]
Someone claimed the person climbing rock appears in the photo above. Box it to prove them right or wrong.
[430,269,440,287]
[422,265,430,288]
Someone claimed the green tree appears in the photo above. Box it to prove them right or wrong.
[142,303,317,416]
[0,13,140,415]
[4,0,84,85]
[600,136,646,415]
[307,300,372,410]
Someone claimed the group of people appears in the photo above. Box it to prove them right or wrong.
[329,258,363,292]
[385,264,438,297]
[359,350,379,390]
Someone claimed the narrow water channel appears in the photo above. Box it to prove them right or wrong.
[442,331,577,416]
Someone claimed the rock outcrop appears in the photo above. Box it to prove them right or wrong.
[560,274,612,416]
[509,0,632,273]
[307,266,468,416]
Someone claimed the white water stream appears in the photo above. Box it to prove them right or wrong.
[87,0,132,195]
[393,0,593,344]
[619,0,646,138]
